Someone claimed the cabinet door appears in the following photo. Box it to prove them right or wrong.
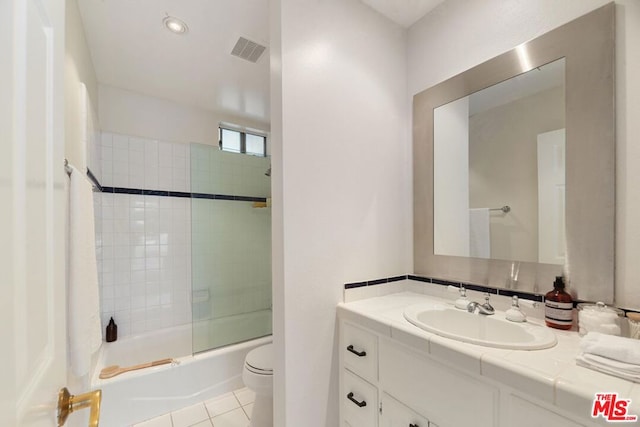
[379,337,498,427]
[380,393,429,427]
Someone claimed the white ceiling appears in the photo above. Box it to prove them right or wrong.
[359,0,445,28]
[76,0,442,126]
[77,0,270,125]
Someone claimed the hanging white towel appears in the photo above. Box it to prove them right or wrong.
[68,164,102,377]
[469,208,490,259]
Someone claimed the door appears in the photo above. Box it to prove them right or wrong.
[537,129,566,265]
[1,0,67,425]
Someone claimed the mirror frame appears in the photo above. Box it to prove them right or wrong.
[413,3,615,302]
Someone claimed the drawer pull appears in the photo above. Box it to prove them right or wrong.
[347,345,367,357]
[410,424,419,427]
[347,392,367,408]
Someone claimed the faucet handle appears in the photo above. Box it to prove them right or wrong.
[454,286,470,310]
[483,293,494,311]
[506,295,527,322]
[511,295,520,308]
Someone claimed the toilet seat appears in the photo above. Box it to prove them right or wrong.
[245,343,273,375]
[242,343,273,427]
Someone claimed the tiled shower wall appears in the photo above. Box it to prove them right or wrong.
[96,132,192,338]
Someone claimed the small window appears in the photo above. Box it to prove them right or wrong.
[219,127,266,157]
[220,128,241,153]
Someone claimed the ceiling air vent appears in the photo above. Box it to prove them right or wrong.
[231,37,267,63]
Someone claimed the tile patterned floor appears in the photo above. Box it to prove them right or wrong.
[132,387,255,427]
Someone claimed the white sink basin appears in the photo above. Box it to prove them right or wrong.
[403,304,557,350]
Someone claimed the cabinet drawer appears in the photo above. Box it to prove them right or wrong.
[343,369,378,427]
[342,322,378,382]
[380,393,429,427]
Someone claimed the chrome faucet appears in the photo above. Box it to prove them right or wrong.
[467,293,495,315]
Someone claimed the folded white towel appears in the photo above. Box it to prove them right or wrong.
[580,332,640,365]
[576,354,640,383]
[68,164,102,377]
[582,353,640,375]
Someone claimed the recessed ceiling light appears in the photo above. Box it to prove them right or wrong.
[163,16,188,35]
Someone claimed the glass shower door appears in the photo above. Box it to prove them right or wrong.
[190,143,272,353]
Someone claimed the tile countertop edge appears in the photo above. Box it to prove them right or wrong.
[337,292,640,425]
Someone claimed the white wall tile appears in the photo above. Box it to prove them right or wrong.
[112,133,128,150]
[158,142,173,168]
[129,137,146,152]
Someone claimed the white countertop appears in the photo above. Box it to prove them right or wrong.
[337,291,640,425]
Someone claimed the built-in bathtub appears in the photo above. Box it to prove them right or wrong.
[92,322,271,426]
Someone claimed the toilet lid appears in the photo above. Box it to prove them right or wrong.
[245,343,273,374]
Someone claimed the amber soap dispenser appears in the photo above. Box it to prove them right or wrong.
[106,317,118,342]
[544,276,573,330]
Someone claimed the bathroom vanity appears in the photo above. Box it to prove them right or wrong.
[338,292,639,427]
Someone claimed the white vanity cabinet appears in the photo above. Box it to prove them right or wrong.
[380,393,430,427]
[340,320,440,427]
[338,312,607,427]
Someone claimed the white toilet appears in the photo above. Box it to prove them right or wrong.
[242,343,273,427]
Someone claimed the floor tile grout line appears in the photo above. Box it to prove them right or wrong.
[206,391,244,418]
[133,389,251,427]
[240,403,251,421]
[231,390,244,409]
[203,398,214,421]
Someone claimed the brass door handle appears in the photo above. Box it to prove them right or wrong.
[57,387,102,427]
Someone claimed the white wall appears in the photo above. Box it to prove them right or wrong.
[99,84,270,146]
[65,0,98,170]
[408,0,640,309]
[272,0,411,425]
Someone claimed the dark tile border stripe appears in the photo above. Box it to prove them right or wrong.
[416,275,542,302]
[497,289,545,303]
[463,283,498,295]
[346,273,544,303]
[344,275,409,289]
[87,171,267,203]
[344,281,367,290]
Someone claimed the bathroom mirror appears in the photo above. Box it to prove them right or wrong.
[433,58,565,265]
[413,4,614,302]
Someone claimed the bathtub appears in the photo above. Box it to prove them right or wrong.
[92,323,272,426]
